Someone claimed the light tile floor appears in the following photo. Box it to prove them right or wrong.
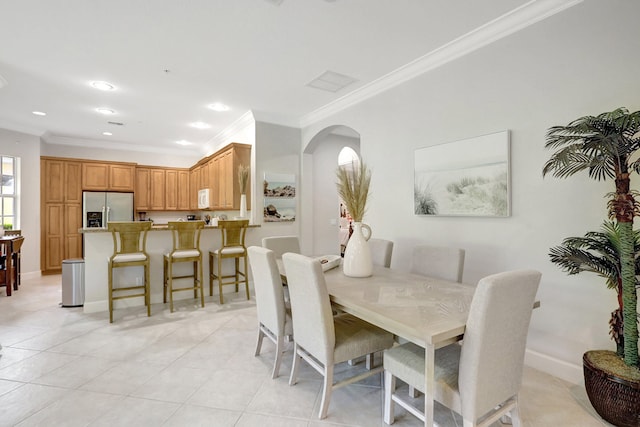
[0,274,612,427]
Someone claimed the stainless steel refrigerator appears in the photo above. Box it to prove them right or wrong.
[82,192,134,228]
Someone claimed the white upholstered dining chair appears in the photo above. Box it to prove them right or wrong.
[247,246,293,379]
[261,235,300,258]
[382,269,541,426]
[282,252,395,419]
[411,244,465,282]
[369,238,394,268]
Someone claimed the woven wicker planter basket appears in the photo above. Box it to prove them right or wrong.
[583,350,640,427]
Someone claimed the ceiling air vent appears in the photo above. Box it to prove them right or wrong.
[306,70,357,93]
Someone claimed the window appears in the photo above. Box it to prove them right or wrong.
[1,156,18,230]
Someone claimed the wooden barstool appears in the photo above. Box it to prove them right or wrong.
[107,221,152,323]
[163,220,205,312]
[209,219,250,304]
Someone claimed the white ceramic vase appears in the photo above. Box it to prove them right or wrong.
[239,194,247,218]
[343,222,373,277]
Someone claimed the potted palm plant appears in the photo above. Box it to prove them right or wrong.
[544,107,640,426]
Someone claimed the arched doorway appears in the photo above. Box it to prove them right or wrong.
[302,125,361,256]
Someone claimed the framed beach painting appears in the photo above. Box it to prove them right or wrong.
[263,172,296,222]
[414,130,510,217]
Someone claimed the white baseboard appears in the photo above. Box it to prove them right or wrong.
[525,348,584,385]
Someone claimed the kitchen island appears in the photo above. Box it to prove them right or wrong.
[81,223,261,313]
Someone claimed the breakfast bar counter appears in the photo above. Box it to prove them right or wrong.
[81,223,261,313]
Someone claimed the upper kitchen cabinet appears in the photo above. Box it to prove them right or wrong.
[216,143,251,210]
[165,168,190,210]
[136,166,189,211]
[190,143,250,210]
[82,161,136,192]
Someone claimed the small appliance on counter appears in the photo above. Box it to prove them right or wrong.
[186,214,197,221]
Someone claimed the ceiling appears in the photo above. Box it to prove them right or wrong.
[0,0,577,156]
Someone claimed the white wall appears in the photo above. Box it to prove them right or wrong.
[0,128,41,274]
[301,1,640,384]
[253,121,301,247]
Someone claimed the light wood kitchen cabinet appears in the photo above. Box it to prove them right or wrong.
[135,168,151,211]
[177,169,190,210]
[42,203,64,272]
[165,169,190,210]
[41,158,82,274]
[191,143,251,210]
[82,161,135,191]
[150,169,165,210]
[218,149,234,209]
[136,166,188,211]
[189,167,198,210]
[216,143,251,210]
[208,157,220,209]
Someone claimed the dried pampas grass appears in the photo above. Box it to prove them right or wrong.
[238,164,250,194]
[336,161,370,222]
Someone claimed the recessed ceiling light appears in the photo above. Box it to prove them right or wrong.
[208,102,229,112]
[102,132,113,136]
[91,81,115,91]
[32,111,46,116]
[176,140,192,146]
[190,121,211,129]
[96,108,115,115]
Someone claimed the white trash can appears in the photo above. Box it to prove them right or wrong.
[61,258,85,307]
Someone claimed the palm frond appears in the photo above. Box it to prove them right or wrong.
[549,221,640,291]
[543,108,640,181]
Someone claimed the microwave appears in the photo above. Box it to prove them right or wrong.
[198,188,210,209]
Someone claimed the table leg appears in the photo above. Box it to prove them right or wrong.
[424,343,435,427]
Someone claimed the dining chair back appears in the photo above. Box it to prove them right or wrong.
[107,221,152,322]
[369,238,394,268]
[163,220,205,312]
[283,252,394,419]
[209,219,250,304]
[247,246,293,378]
[410,244,465,282]
[261,235,300,258]
[383,269,541,426]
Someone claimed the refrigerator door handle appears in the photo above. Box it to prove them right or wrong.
[106,206,110,228]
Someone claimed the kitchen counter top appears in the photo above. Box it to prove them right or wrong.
[80,223,260,233]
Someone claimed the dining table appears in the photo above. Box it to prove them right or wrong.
[278,257,476,427]
[322,263,475,427]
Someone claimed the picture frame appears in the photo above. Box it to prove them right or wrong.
[263,172,296,222]
[414,130,510,217]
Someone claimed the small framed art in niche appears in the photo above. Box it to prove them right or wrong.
[414,130,510,217]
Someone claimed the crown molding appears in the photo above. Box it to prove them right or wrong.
[205,110,256,152]
[300,0,583,128]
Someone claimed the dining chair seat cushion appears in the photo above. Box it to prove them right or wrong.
[384,342,462,411]
[111,252,148,263]
[333,313,395,364]
[213,246,246,255]
[166,249,200,259]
